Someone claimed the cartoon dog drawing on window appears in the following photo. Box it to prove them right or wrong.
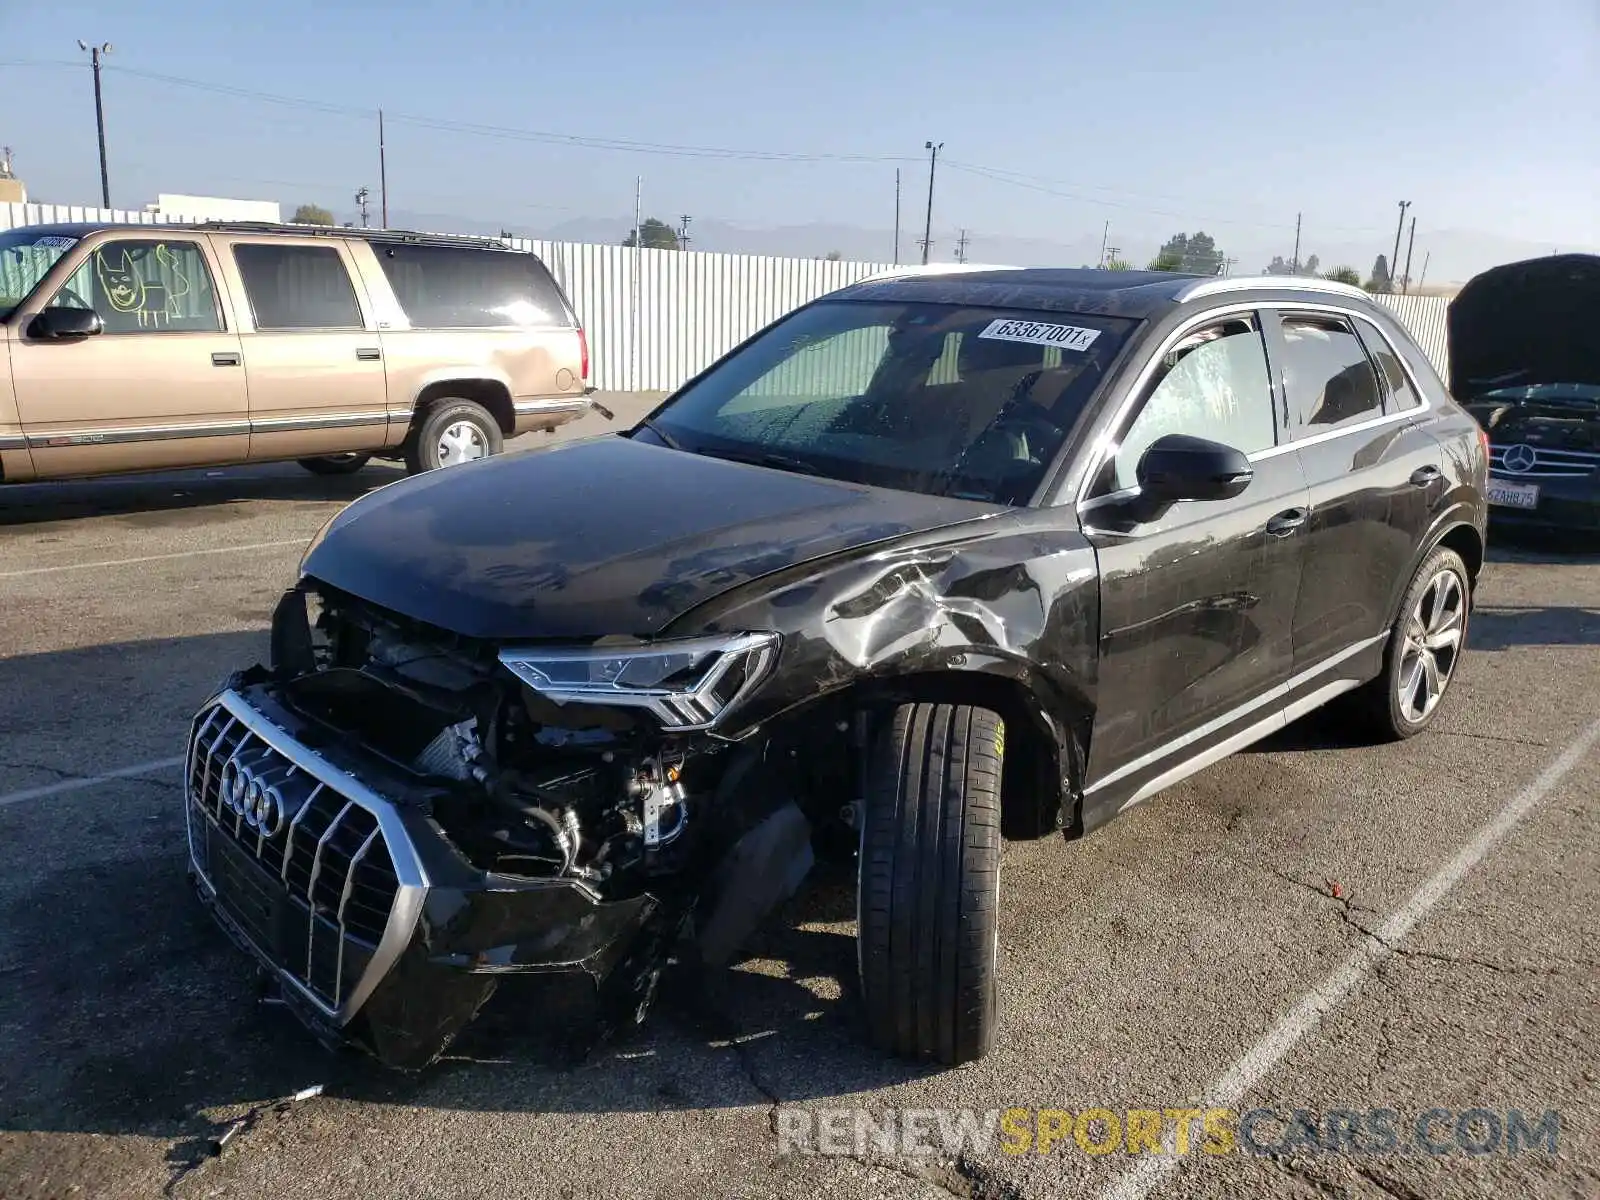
[95,244,193,329]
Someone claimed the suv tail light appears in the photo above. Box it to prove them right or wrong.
[577,326,590,383]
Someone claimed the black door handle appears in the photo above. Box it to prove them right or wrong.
[1265,507,1308,537]
[211,352,241,367]
[1409,465,1443,487]
[356,347,382,361]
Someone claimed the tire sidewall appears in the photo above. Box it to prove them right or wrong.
[408,401,503,473]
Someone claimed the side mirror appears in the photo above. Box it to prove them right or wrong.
[1136,433,1254,502]
[27,307,104,340]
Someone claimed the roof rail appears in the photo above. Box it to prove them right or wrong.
[192,221,512,249]
[1177,275,1372,302]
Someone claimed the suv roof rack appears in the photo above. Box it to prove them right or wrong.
[193,221,514,250]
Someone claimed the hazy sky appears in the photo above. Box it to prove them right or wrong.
[3,0,1596,269]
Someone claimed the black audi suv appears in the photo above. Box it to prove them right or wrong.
[186,269,1487,1070]
[1452,253,1600,536]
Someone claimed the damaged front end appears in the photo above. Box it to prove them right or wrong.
[185,582,814,1069]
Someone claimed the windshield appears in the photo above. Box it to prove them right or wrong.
[1477,382,1600,406]
[0,229,80,318]
[643,300,1134,504]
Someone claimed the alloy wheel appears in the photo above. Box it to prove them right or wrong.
[1397,567,1466,723]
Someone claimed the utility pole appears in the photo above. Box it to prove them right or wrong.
[632,176,642,391]
[76,40,113,209]
[378,109,388,227]
[920,140,942,265]
[1417,250,1431,292]
[893,168,901,265]
[677,214,692,250]
[1291,212,1302,273]
[1401,216,1417,294]
[1104,245,1121,270]
[954,228,970,264]
[1098,220,1109,267]
[355,187,371,228]
[1390,200,1411,291]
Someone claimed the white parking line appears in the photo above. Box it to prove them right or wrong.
[0,756,185,808]
[0,539,305,580]
[1099,709,1600,1200]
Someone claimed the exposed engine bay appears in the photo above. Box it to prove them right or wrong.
[199,580,828,1067]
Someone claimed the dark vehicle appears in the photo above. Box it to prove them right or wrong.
[1451,253,1600,534]
[186,269,1487,1069]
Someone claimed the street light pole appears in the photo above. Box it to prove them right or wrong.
[920,140,942,265]
[77,40,113,209]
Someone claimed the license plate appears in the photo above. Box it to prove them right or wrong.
[1487,479,1539,509]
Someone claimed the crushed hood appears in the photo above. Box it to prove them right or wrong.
[302,435,1001,641]
[1449,254,1600,397]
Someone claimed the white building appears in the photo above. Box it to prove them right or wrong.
[143,193,282,222]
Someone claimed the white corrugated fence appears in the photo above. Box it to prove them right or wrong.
[4,200,1448,390]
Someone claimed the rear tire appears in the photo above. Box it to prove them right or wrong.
[858,702,1002,1066]
[297,453,371,476]
[404,400,503,474]
[1350,545,1470,740]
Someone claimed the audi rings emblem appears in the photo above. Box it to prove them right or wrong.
[1501,443,1537,474]
[219,758,287,837]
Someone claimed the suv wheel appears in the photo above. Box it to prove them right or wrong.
[405,400,504,473]
[1353,545,1470,739]
[858,702,1002,1066]
[297,452,372,476]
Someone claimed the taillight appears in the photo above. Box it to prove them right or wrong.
[577,326,590,383]
[1478,425,1490,462]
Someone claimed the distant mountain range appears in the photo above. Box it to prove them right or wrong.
[383,207,1592,285]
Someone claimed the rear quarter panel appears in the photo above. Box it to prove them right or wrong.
[345,242,586,441]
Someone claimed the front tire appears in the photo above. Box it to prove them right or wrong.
[404,400,503,474]
[858,703,1002,1066]
[1352,545,1470,739]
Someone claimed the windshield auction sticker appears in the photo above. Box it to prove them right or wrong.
[978,318,1100,352]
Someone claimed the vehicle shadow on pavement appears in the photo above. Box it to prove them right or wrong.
[0,633,932,1169]
[0,463,407,528]
[1486,528,1600,564]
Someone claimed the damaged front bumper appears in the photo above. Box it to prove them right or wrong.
[185,680,680,1069]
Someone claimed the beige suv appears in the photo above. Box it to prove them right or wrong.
[0,222,591,483]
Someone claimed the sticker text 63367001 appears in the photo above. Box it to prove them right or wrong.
[977,318,1101,353]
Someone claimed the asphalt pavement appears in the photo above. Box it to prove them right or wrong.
[1,393,1596,1200]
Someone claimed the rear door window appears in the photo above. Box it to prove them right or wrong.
[1278,313,1386,433]
[233,243,364,330]
[1354,315,1421,411]
[373,244,570,328]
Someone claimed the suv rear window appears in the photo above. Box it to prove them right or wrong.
[646,300,1134,505]
[374,245,570,328]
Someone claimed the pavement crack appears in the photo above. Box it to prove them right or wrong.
[848,1153,1023,1200]
[1267,1154,1345,1198]
[1353,1164,1429,1200]
[1432,729,1550,748]
[1338,908,1563,977]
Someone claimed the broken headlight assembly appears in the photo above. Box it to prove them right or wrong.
[498,632,780,731]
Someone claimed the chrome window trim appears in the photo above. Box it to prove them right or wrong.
[1083,632,1385,803]
[186,687,429,1024]
[1073,299,1433,511]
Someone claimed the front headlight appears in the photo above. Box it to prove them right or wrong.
[498,633,780,731]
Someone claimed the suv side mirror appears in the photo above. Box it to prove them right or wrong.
[1136,433,1254,502]
[27,307,104,340]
